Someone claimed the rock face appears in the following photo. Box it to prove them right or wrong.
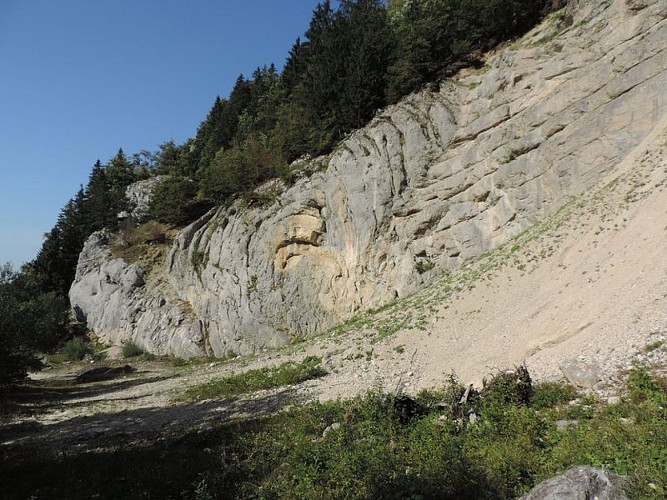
[122,176,163,222]
[520,466,628,500]
[70,0,667,357]
[560,357,602,388]
[71,231,205,357]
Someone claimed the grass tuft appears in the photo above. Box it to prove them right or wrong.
[121,340,147,359]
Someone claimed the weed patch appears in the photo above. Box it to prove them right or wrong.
[183,356,326,401]
[121,340,147,359]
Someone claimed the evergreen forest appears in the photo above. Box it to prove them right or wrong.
[0,0,553,384]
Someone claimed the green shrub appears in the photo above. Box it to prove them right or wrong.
[482,365,533,406]
[149,176,210,225]
[530,381,578,410]
[1,263,67,384]
[62,337,93,361]
[414,259,435,274]
[121,340,145,358]
[191,249,206,273]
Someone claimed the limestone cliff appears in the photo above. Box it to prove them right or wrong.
[70,0,667,358]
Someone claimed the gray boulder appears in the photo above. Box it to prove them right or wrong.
[560,358,601,388]
[520,466,628,499]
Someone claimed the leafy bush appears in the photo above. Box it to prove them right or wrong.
[530,381,578,410]
[482,365,533,406]
[626,366,667,405]
[0,263,66,385]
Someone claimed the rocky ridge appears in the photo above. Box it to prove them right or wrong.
[70,0,667,359]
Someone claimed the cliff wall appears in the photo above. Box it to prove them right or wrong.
[70,0,667,357]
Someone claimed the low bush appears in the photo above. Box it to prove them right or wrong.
[530,381,578,410]
[172,357,188,367]
[62,337,93,361]
[121,340,145,358]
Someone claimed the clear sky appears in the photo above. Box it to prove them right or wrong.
[0,0,323,267]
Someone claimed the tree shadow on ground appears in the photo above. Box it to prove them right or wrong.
[0,372,176,420]
[1,386,298,500]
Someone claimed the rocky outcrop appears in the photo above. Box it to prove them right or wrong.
[520,466,628,500]
[71,231,205,357]
[70,0,667,357]
[121,176,163,222]
[560,357,602,388]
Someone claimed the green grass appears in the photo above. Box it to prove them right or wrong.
[5,365,665,499]
[183,356,327,401]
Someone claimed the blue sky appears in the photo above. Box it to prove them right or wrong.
[0,0,323,267]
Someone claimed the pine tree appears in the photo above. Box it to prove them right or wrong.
[107,149,135,197]
[85,160,115,230]
[235,65,281,143]
[190,76,253,176]
[154,140,183,175]
[29,188,89,297]
[280,37,308,97]
[338,0,393,128]
[149,175,200,224]
[290,0,392,154]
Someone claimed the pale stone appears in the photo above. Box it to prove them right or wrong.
[555,419,579,432]
[560,358,602,388]
[520,466,628,500]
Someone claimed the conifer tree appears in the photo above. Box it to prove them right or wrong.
[85,160,115,230]
[154,140,183,175]
[289,0,392,154]
[106,149,135,205]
